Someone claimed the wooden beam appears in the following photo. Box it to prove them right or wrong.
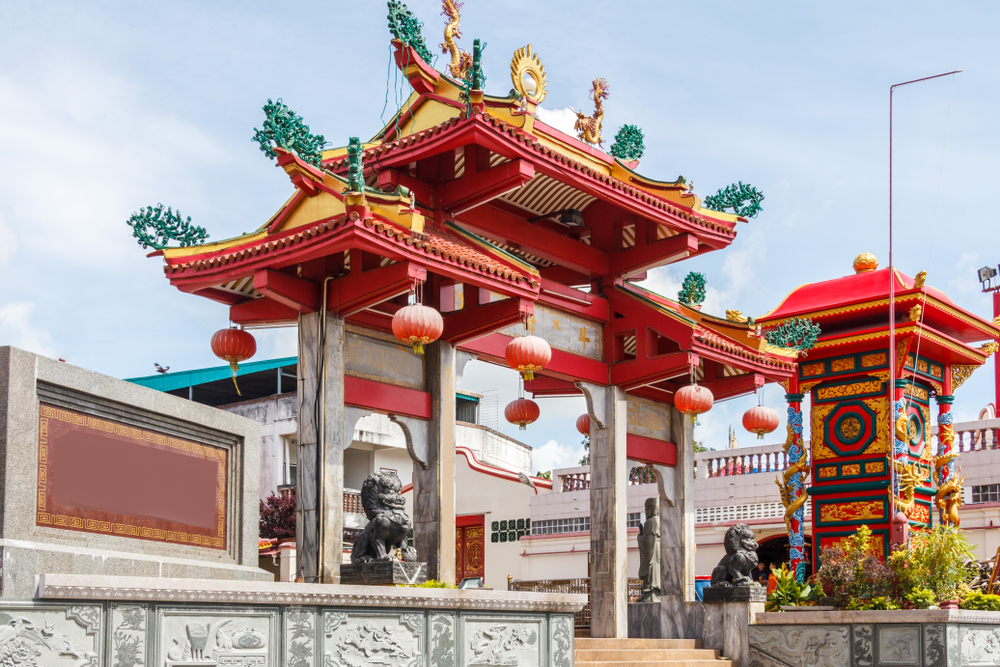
[538,278,609,322]
[230,297,300,325]
[253,269,320,313]
[627,434,676,467]
[700,372,765,402]
[524,375,582,397]
[459,332,608,385]
[377,168,434,207]
[437,159,534,215]
[609,233,699,278]
[193,287,246,306]
[441,296,532,345]
[457,204,608,277]
[328,262,427,318]
[345,375,432,419]
[610,351,699,390]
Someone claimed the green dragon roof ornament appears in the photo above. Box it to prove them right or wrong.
[704,181,765,219]
[127,203,209,250]
[347,137,364,193]
[251,98,329,167]
[678,272,707,307]
[765,317,822,355]
[610,125,645,161]
[387,1,433,64]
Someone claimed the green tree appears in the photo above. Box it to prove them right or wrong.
[578,433,590,466]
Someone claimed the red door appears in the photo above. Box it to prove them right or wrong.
[456,515,485,584]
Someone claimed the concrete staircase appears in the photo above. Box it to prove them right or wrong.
[575,638,732,667]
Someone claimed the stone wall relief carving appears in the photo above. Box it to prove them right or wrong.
[961,626,1000,666]
[0,604,102,667]
[463,617,544,667]
[283,608,315,667]
[111,604,148,667]
[323,611,422,667]
[877,625,920,666]
[549,615,573,667]
[429,613,456,667]
[749,626,850,667]
[923,625,946,667]
[158,609,275,667]
[853,625,874,667]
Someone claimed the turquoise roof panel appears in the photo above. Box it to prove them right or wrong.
[126,356,297,392]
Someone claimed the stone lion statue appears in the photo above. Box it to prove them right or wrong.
[709,523,759,587]
[350,470,418,564]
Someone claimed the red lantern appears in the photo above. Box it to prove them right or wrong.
[505,398,540,431]
[392,303,444,354]
[674,384,714,416]
[211,327,257,396]
[505,335,552,381]
[576,413,590,436]
[743,405,780,440]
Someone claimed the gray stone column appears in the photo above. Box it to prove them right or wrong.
[585,384,628,638]
[414,340,457,583]
[296,311,345,584]
[660,405,697,637]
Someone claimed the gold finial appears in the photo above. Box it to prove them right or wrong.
[909,305,922,322]
[913,270,927,289]
[981,341,999,357]
[725,309,748,323]
[510,44,548,104]
[852,253,879,274]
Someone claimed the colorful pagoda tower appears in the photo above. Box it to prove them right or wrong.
[136,2,801,636]
[758,253,1000,576]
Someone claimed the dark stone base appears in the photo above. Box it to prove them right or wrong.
[628,602,662,638]
[703,583,766,603]
[340,560,427,586]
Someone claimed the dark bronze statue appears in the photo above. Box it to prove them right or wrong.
[350,470,418,564]
[637,497,660,602]
[709,523,759,587]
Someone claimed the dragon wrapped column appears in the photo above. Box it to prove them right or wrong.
[935,395,963,526]
[778,393,809,582]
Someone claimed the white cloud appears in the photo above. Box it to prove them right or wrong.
[0,302,57,358]
[535,106,578,137]
[532,439,585,476]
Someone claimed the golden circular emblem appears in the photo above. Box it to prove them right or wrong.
[466,542,484,569]
[510,44,547,104]
[839,416,862,440]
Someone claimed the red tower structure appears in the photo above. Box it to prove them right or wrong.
[758,253,1000,574]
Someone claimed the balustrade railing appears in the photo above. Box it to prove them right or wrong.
[557,466,660,492]
[343,489,363,515]
[508,577,641,631]
[942,419,1000,453]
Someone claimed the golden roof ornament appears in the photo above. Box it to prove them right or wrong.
[852,252,879,274]
[575,78,608,146]
[440,0,471,79]
[908,304,922,322]
[913,270,927,289]
[980,341,999,357]
[725,309,748,323]
[510,44,547,103]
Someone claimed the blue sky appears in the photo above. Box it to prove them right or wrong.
[2,2,998,473]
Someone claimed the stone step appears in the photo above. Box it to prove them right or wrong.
[575,638,703,649]
[576,649,721,661]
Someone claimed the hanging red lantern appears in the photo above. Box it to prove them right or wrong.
[505,398,540,431]
[743,405,780,440]
[211,327,257,396]
[505,335,552,381]
[674,384,714,416]
[392,303,444,354]
[576,413,590,436]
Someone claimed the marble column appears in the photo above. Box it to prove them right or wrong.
[660,405,696,638]
[585,384,628,638]
[413,340,457,583]
[296,311,346,584]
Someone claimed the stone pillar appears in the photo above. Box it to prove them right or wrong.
[414,340,457,583]
[296,311,345,584]
[586,385,628,638]
[660,405,696,638]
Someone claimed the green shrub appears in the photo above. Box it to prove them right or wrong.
[909,526,975,602]
[406,579,456,589]
[847,596,900,611]
[766,564,812,612]
[960,592,1000,611]
[905,587,937,609]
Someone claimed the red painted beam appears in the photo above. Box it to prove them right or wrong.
[377,169,434,207]
[610,351,699,391]
[525,376,582,397]
[627,434,676,467]
[230,297,300,326]
[460,332,608,385]
[610,233,699,278]
[700,372,765,402]
[604,289,697,352]
[328,262,426,318]
[441,296,532,345]
[345,375,432,419]
[456,204,609,277]
[437,159,534,215]
[253,269,320,313]
[193,287,246,306]
[538,278,609,323]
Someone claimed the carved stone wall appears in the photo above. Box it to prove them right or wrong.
[749,621,1000,667]
[0,601,574,667]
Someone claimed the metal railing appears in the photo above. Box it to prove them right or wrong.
[507,577,642,631]
[557,467,658,492]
